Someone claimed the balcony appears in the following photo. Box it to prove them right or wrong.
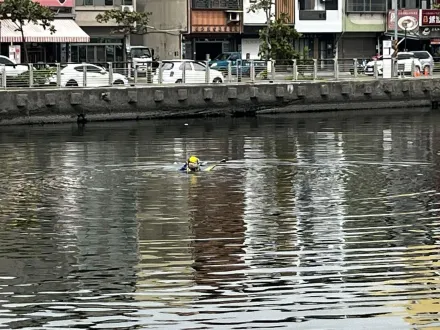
[192,0,242,10]
[346,0,386,13]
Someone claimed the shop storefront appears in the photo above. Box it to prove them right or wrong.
[419,10,440,57]
[70,37,124,64]
[0,0,89,63]
[385,9,439,52]
[184,10,241,60]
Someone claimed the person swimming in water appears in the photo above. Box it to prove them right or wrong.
[180,155,203,172]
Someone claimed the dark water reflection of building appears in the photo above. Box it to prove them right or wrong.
[0,125,144,328]
[185,132,249,303]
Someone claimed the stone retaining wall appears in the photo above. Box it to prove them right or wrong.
[0,79,437,125]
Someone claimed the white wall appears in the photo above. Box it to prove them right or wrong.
[241,38,261,59]
[243,0,275,25]
[295,0,343,33]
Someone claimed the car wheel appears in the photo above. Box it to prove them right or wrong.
[213,77,222,83]
[113,79,124,85]
[175,79,183,83]
[66,80,78,87]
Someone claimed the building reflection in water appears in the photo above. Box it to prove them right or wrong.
[186,137,248,305]
[292,122,349,311]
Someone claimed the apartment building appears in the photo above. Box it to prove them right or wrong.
[295,0,342,59]
[242,0,344,60]
[183,0,243,60]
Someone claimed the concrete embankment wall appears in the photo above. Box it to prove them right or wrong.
[0,79,437,125]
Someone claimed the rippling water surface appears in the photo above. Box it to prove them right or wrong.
[1,110,440,329]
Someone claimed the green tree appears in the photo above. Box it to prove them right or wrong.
[96,10,152,61]
[247,0,299,62]
[0,0,55,64]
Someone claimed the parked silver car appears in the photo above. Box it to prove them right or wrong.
[411,51,434,75]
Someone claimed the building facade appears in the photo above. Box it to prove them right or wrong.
[184,0,243,60]
[73,0,133,64]
[0,0,89,63]
[341,0,386,59]
[138,0,187,60]
[294,0,342,59]
[241,0,297,60]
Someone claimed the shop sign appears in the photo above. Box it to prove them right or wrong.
[191,25,240,33]
[420,10,440,26]
[431,38,440,44]
[420,26,440,38]
[387,9,419,36]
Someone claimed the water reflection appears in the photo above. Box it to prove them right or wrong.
[0,109,439,328]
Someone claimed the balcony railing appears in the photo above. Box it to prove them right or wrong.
[346,0,386,12]
[192,0,242,10]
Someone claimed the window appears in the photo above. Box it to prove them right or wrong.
[397,54,413,60]
[299,0,337,10]
[161,62,174,70]
[0,57,14,65]
[179,62,192,71]
[192,0,241,9]
[86,65,104,72]
[412,51,431,59]
[76,0,114,5]
[346,0,386,12]
[325,0,337,10]
[193,62,206,71]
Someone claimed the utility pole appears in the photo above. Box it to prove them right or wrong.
[394,0,398,41]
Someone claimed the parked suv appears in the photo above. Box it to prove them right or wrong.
[364,52,422,76]
[411,50,433,75]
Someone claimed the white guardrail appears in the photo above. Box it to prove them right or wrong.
[0,58,434,89]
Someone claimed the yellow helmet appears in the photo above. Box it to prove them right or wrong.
[188,156,199,164]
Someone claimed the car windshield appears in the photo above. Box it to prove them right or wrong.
[131,48,151,58]
[213,53,231,61]
[413,52,430,59]
[398,54,414,60]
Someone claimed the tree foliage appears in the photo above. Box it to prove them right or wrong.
[0,0,55,63]
[259,13,300,61]
[96,10,152,36]
[247,0,299,61]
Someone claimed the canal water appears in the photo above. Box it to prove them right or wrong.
[0,109,439,329]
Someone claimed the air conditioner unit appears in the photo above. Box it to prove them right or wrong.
[121,5,134,12]
[227,12,240,22]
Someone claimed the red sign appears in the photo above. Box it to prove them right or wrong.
[387,9,419,31]
[431,38,440,44]
[191,25,240,33]
[421,10,440,26]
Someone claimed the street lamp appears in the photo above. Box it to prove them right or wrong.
[404,26,407,51]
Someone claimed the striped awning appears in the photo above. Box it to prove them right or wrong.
[0,19,90,43]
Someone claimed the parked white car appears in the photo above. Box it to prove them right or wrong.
[48,63,129,87]
[152,60,224,84]
[0,55,28,77]
[364,52,422,76]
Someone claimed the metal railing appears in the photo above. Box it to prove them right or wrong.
[0,58,435,90]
